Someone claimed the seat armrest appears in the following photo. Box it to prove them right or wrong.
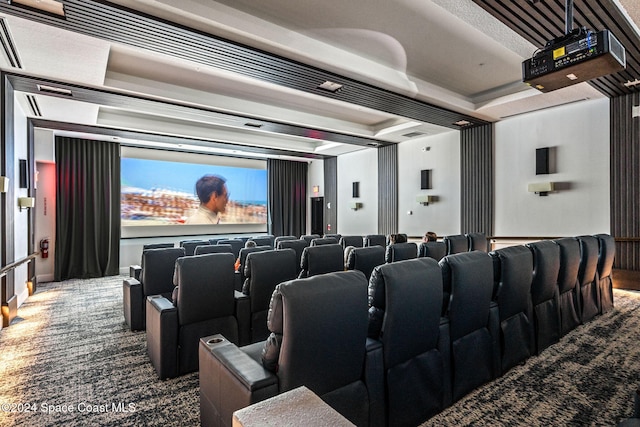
[235,292,251,346]
[199,335,278,427]
[365,338,385,427]
[146,295,178,379]
[130,264,142,281]
[123,278,144,331]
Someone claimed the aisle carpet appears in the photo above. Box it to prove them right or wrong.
[1,276,639,426]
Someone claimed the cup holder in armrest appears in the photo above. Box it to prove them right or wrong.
[207,337,225,345]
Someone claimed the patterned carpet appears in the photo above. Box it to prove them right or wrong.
[1,276,639,426]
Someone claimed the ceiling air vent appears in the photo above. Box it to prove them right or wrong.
[25,94,42,116]
[402,131,424,138]
[244,122,263,128]
[37,84,72,96]
[0,18,22,68]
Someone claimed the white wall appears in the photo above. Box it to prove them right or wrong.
[34,130,56,283]
[13,100,29,305]
[336,148,378,235]
[398,131,461,237]
[494,98,610,236]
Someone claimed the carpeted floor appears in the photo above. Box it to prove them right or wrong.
[1,276,639,426]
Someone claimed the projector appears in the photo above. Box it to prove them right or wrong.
[522,28,625,92]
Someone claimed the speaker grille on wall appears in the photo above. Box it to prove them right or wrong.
[420,169,432,190]
[352,181,360,198]
[536,148,549,175]
[19,159,28,188]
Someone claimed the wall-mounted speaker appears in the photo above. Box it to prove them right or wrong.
[420,169,432,190]
[19,159,28,188]
[352,181,360,198]
[535,148,549,175]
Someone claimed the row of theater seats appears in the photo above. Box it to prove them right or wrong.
[122,232,491,378]
[198,233,615,427]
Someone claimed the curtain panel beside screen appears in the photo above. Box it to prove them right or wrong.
[267,159,307,237]
[54,136,120,281]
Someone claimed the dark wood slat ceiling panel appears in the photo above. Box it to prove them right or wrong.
[474,0,640,97]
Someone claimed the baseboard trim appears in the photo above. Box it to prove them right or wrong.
[612,269,640,291]
[36,273,55,283]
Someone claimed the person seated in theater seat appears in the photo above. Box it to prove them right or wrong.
[388,233,407,245]
[423,231,438,242]
[234,240,256,272]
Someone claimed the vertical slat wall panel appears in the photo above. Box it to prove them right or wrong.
[460,124,494,236]
[611,94,640,270]
[378,144,398,235]
[323,157,337,235]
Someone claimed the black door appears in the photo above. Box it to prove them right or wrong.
[311,197,324,235]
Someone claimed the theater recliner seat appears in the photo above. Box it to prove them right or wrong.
[364,234,386,248]
[385,242,417,263]
[418,241,447,261]
[444,234,468,255]
[526,240,561,354]
[146,252,239,379]
[123,247,185,331]
[237,249,298,345]
[577,235,601,323]
[467,232,489,252]
[368,258,451,426]
[235,245,271,291]
[298,244,344,278]
[340,235,364,249]
[194,244,234,256]
[181,240,210,256]
[553,237,582,335]
[490,245,535,375]
[310,237,339,246]
[440,251,499,402]
[276,239,309,275]
[199,271,384,427]
[346,246,385,281]
[129,242,175,281]
[595,233,616,313]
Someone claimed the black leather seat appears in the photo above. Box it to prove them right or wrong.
[490,245,535,375]
[340,235,364,249]
[129,242,175,280]
[208,237,225,245]
[345,246,385,280]
[249,236,273,248]
[385,242,417,263]
[553,237,582,336]
[146,253,239,379]
[577,235,601,323]
[440,251,499,402]
[195,244,234,255]
[467,232,489,252]
[368,258,451,425]
[236,245,271,290]
[217,239,243,258]
[324,233,342,241]
[298,244,344,278]
[444,234,468,255]
[123,247,185,331]
[526,240,561,354]
[300,234,321,244]
[418,241,447,261]
[199,271,384,427]
[276,239,309,275]
[273,235,297,247]
[237,249,298,345]
[310,237,339,246]
[364,234,386,247]
[181,240,210,256]
[595,233,615,313]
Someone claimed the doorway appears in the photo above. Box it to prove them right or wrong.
[310,197,324,235]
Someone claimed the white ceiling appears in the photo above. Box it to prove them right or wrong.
[1,0,638,158]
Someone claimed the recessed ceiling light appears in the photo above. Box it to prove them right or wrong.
[317,81,344,93]
[624,79,640,88]
[453,120,471,126]
[566,73,578,80]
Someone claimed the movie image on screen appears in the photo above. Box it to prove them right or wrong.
[121,157,267,226]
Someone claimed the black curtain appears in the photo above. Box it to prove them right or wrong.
[268,159,307,237]
[54,137,120,281]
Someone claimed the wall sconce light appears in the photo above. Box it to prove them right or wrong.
[0,176,8,193]
[350,202,363,211]
[416,195,437,206]
[18,196,35,211]
[528,182,555,196]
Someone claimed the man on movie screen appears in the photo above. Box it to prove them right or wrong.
[185,174,229,224]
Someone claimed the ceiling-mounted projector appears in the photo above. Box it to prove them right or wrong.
[523,27,626,92]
